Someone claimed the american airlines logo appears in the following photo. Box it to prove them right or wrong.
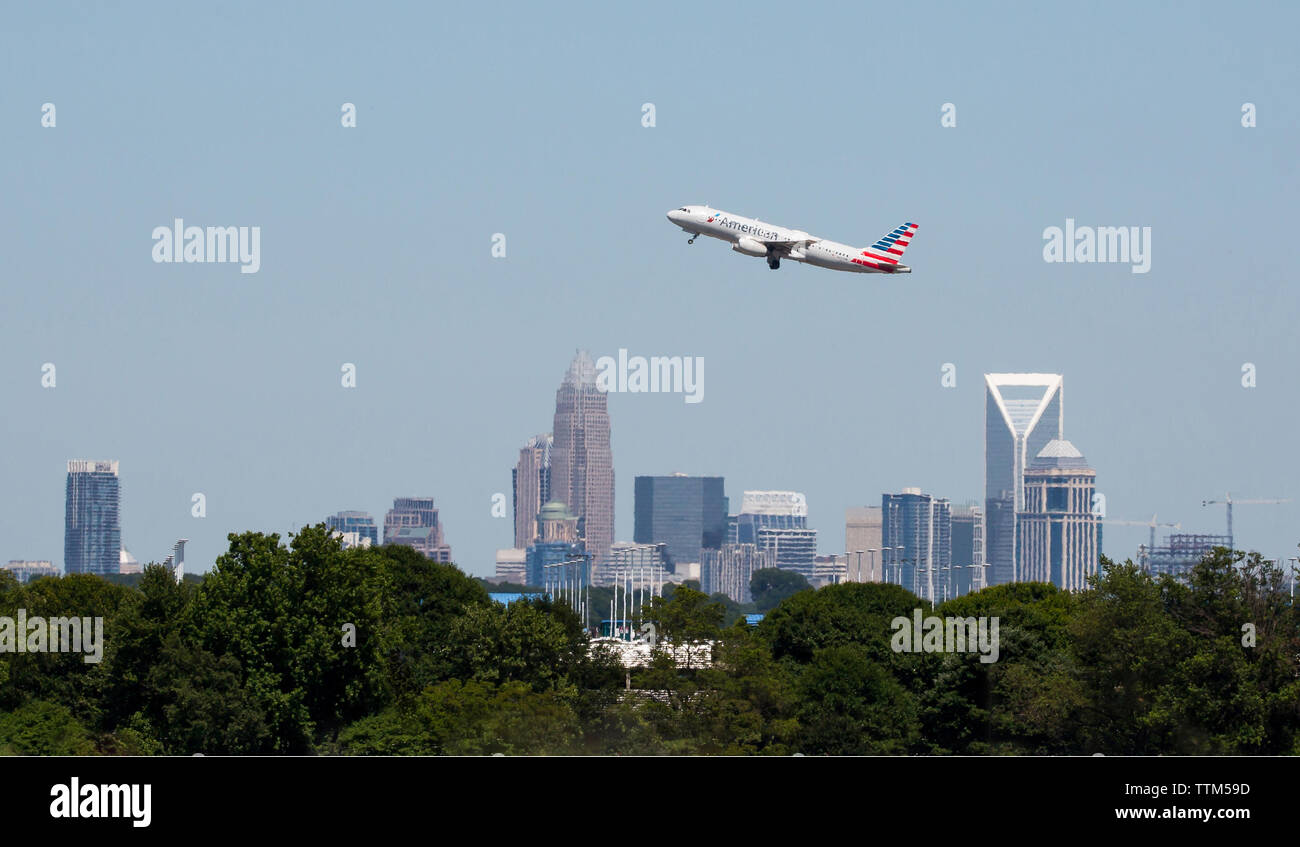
[711,215,779,241]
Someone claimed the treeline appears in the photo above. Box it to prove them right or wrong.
[0,524,1296,755]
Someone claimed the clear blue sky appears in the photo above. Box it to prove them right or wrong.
[2,1,1297,577]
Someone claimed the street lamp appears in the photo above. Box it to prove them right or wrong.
[885,546,904,585]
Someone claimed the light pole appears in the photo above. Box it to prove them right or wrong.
[866,548,878,583]
[1289,557,1298,601]
[885,546,904,585]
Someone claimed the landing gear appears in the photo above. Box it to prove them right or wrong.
[768,255,781,270]
[687,233,698,244]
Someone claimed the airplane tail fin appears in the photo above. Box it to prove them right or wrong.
[859,222,918,271]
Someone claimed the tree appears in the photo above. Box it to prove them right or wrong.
[186,525,392,751]
[749,568,811,613]
[0,700,95,755]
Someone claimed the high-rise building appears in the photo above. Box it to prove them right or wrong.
[729,491,808,544]
[525,500,584,587]
[383,497,452,562]
[985,374,1063,585]
[65,460,121,576]
[757,527,818,579]
[845,506,884,582]
[950,503,986,595]
[4,560,59,582]
[326,511,379,547]
[882,488,952,602]
[551,351,615,565]
[1017,440,1100,590]
[512,434,552,550]
[633,474,726,570]
[701,543,769,602]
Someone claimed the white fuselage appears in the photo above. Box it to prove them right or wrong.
[665,205,908,274]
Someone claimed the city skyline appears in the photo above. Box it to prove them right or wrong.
[13,354,1296,579]
[2,5,1296,578]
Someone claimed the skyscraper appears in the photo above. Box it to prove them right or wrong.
[845,506,884,582]
[326,511,379,547]
[513,434,552,550]
[950,503,985,595]
[882,488,952,602]
[525,500,584,587]
[633,474,726,570]
[1017,440,1100,590]
[985,373,1063,586]
[64,460,121,576]
[551,350,615,565]
[701,543,769,602]
[756,527,818,579]
[729,491,808,544]
[383,497,452,562]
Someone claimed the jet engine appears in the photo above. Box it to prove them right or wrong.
[732,236,768,257]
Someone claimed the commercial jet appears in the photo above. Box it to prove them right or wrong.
[666,205,917,273]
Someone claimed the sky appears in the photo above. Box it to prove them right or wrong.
[2,1,1298,578]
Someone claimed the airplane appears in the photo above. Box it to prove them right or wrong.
[666,205,917,273]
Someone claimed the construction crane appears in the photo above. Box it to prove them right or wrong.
[1201,493,1292,551]
[1100,515,1181,554]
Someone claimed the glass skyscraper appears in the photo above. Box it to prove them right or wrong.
[551,351,615,565]
[64,459,121,575]
[882,488,951,602]
[633,474,726,569]
[325,511,379,547]
[1017,440,1100,590]
[984,374,1063,586]
[728,490,808,544]
[512,433,552,550]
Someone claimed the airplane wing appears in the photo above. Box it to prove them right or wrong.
[761,231,818,250]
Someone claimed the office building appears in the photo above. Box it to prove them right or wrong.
[845,506,884,582]
[756,527,818,579]
[513,434,552,550]
[3,560,59,582]
[811,554,849,587]
[383,497,452,562]
[551,351,615,564]
[326,511,379,547]
[525,500,584,587]
[729,490,808,544]
[950,503,986,596]
[65,459,121,576]
[1017,440,1100,590]
[985,374,1063,585]
[495,548,527,584]
[882,488,952,602]
[701,543,769,603]
[633,474,726,570]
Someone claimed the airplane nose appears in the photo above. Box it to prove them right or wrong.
[667,209,683,224]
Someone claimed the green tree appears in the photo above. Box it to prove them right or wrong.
[749,568,812,613]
